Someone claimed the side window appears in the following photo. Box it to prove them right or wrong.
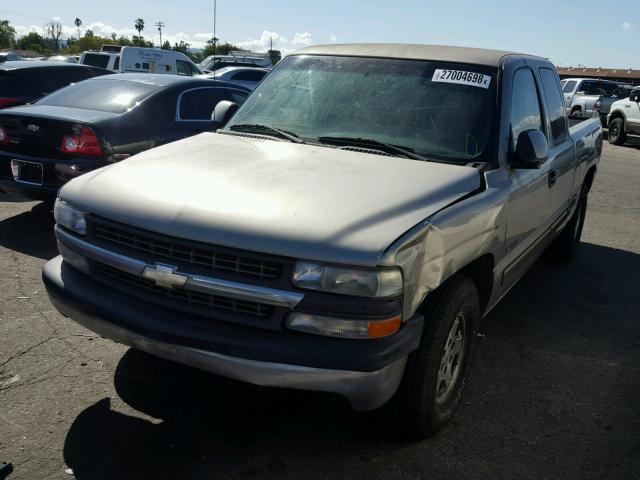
[179,88,227,120]
[510,69,543,151]
[176,60,191,76]
[113,56,120,71]
[190,63,201,76]
[581,81,598,95]
[599,82,618,96]
[226,90,249,104]
[563,80,577,93]
[539,68,568,146]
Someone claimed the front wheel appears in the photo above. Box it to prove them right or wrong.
[608,118,627,145]
[390,275,479,439]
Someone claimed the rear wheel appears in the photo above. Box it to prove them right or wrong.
[390,275,479,439]
[608,118,627,145]
[570,108,582,118]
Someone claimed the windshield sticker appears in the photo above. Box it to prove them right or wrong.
[432,69,492,89]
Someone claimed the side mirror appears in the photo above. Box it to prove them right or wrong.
[211,100,239,126]
[509,129,548,169]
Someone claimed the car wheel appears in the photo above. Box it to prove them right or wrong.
[389,275,479,439]
[547,182,588,261]
[571,108,582,118]
[608,118,627,145]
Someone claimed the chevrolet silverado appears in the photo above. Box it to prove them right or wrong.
[43,44,602,438]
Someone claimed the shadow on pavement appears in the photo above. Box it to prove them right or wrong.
[0,198,58,260]
[62,242,640,480]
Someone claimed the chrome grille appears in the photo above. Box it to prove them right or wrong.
[97,263,274,318]
[92,222,282,280]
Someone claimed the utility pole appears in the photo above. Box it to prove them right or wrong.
[155,21,165,48]
[213,0,217,57]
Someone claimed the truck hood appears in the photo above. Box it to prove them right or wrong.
[60,132,482,266]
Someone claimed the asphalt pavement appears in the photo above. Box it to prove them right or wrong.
[0,140,639,480]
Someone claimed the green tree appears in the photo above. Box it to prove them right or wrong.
[74,18,82,39]
[134,18,144,45]
[17,32,49,53]
[85,29,94,37]
[161,40,171,50]
[172,40,190,55]
[0,19,16,48]
[268,49,281,65]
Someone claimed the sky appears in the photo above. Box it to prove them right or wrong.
[1,0,638,68]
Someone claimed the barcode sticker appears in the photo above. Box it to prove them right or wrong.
[432,69,492,89]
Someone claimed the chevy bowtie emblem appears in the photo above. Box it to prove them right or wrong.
[142,263,188,289]
[27,124,39,132]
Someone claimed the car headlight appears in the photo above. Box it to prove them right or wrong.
[54,198,87,235]
[292,261,402,297]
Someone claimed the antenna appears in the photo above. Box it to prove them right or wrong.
[155,21,165,48]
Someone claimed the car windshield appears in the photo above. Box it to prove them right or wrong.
[36,78,159,113]
[227,55,498,163]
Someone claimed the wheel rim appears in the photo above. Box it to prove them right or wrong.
[610,124,619,140]
[435,312,467,405]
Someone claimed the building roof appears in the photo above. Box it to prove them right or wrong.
[557,66,640,80]
[293,43,540,67]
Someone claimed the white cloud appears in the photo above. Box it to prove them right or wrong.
[622,22,631,28]
[329,34,338,43]
[291,32,313,46]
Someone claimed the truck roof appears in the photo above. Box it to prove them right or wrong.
[293,43,543,67]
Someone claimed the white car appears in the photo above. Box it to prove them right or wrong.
[607,87,640,145]
[203,66,270,90]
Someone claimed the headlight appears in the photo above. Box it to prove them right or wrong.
[54,198,87,235]
[292,262,402,297]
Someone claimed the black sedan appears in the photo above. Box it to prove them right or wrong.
[0,73,250,199]
[0,61,110,109]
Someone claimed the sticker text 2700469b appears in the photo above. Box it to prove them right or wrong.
[432,69,492,89]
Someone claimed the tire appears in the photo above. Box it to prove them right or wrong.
[547,182,588,261]
[571,108,582,118]
[390,275,480,439]
[608,118,627,145]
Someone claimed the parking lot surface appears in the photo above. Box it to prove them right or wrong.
[0,141,639,480]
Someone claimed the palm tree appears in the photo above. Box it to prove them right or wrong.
[134,18,144,45]
[74,18,82,39]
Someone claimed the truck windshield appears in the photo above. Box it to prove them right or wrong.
[228,55,498,163]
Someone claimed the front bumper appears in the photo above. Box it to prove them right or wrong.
[43,256,423,411]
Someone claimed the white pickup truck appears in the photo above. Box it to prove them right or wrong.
[44,44,602,439]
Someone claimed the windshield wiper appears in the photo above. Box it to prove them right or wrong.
[227,124,304,143]
[317,136,430,161]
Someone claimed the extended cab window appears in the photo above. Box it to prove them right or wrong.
[179,88,227,120]
[510,69,543,151]
[539,68,567,146]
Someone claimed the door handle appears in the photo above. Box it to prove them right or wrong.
[548,169,557,187]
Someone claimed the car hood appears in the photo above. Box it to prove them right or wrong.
[60,132,482,266]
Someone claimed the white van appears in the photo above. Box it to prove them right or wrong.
[80,46,202,76]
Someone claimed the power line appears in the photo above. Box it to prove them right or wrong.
[155,21,165,48]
